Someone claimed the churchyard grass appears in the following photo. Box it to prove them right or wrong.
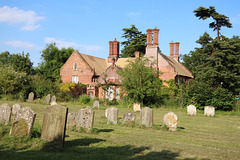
[0,100,240,160]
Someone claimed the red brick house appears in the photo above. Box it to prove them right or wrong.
[60,28,193,99]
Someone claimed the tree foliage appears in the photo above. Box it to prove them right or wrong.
[121,25,147,57]
[118,57,163,106]
[194,6,232,40]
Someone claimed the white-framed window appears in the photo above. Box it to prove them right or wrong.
[72,75,78,83]
[105,87,113,100]
[73,62,77,70]
[115,87,120,100]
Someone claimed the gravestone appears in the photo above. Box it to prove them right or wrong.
[67,112,77,129]
[133,103,141,112]
[140,107,153,128]
[28,92,34,102]
[106,107,118,125]
[12,104,21,115]
[163,112,178,131]
[44,94,51,104]
[50,101,58,106]
[93,100,100,109]
[105,108,109,118]
[204,106,215,117]
[0,103,12,125]
[41,105,68,147]
[123,112,136,125]
[10,119,28,137]
[36,98,41,104]
[76,106,95,131]
[187,105,197,116]
[13,107,36,136]
[51,95,57,103]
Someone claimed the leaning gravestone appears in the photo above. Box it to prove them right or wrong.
[28,92,34,103]
[10,119,29,137]
[41,105,68,147]
[51,95,57,103]
[44,94,51,104]
[76,106,95,131]
[204,106,215,117]
[163,112,178,131]
[123,112,136,125]
[187,105,197,116]
[67,112,77,129]
[106,107,118,125]
[12,107,36,136]
[140,107,153,128]
[133,103,141,112]
[12,104,21,115]
[93,100,100,109]
[0,103,11,125]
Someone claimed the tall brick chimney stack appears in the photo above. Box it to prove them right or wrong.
[108,38,120,63]
[153,28,159,47]
[169,42,174,57]
[147,28,153,47]
[174,42,180,61]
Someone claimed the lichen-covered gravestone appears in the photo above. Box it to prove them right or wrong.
[0,103,11,125]
[123,112,136,125]
[41,105,68,147]
[106,107,118,125]
[163,112,178,131]
[67,112,77,129]
[11,107,36,136]
[140,107,153,128]
[204,106,215,117]
[133,103,141,112]
[187,105,197,116]
[12,104,21,115]
[76,106,94,131]
[50,101,58,106]
[93,100,100,109]
[28,92,34,102]
[51,95,57,103]
[10,119,29,137]
[44,94,51,104]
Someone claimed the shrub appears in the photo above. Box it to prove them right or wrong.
[79,94,91,104]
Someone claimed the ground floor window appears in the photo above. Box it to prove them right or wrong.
[115,87,120,100]
[72,75,78,83]
[105,87,113,100]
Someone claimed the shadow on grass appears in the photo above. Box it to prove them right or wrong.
[97,129,114,133]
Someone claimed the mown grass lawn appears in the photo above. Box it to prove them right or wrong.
[0,100,240,160]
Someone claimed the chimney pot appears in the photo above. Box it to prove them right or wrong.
[174,42,180,61]
[169,42,174,57]
[146,28,153,47]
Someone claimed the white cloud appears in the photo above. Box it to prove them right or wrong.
[5,41,41,50]
[126,12,142,17]
[44,37,104,53]
[0,6,45,31]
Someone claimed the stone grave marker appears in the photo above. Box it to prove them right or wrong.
[12,107,36,136]
[163,112,178,131]
[41,105,68,147]
[140,107,153,128]
[67,112,77,129]
[93,100,100,109]
[36,98,41,104]
[106,107,118,125]
[51,95,57,103]
[12,104,21,115]
[50,101,58,106]
[10,119,29,137]
[204,106,215,117]
[0,103,11,125]
[123,112,136,125]
[76,106,95,131]
[187,105,197,116]
[28,92,34,102]
[44,94,51,104]
[133,103,141,112]
[105,108,109,118]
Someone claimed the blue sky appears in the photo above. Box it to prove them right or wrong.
[0,0,239,66]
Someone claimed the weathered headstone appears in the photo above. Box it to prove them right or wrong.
[51,95,57,103]
[28,92,34,102]
[204,106,215,117]
[105,108,109,118]
[163,112,178,131]
[123,112,136,125]
[0,103,11,125]
[93,100,100,109]
[140,107,153,128]
[10,119,28,137]
[41,105,68,147]
[187,105,197,116]
[44,94,51,104]
[67,112,77,129]
[50,101,58,106]
[36,98,41,104]
[133,103,141,112]
[76,106,95,131]
[12,107,36,136]
[12,104,21,115]
[106,107,118,125]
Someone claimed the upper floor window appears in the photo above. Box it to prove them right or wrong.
[73,63,77,70]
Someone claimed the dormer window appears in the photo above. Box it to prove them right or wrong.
[73,63,77,70]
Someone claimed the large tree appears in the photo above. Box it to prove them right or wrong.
[194,6,232,40]
[121,25,147,57]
